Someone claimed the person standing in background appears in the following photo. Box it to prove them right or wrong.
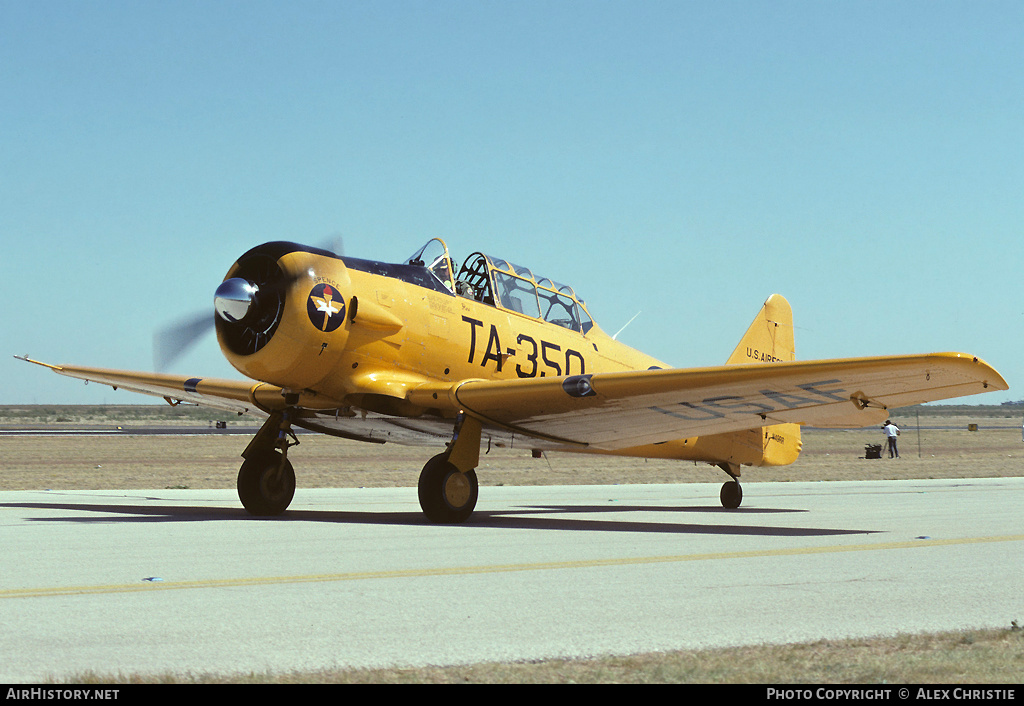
[882,420,900,458]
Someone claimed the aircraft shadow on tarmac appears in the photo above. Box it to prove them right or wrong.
[1,500,878,538]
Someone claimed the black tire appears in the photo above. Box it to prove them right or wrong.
[237,450,296,516]
[720,480,742,509]
[418,455,478,524]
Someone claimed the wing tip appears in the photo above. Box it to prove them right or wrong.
[957,352,1009,392]
[13,355,63,372]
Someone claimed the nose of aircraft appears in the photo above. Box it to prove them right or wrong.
[214,242,354,390]
[214,278,260,323]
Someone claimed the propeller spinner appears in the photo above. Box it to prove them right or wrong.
[214,278,260,323]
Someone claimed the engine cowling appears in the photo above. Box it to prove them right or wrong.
[215,242,351,391]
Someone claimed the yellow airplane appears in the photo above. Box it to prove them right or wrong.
[17,238,1007,522]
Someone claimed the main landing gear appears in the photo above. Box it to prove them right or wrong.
[417,413,482,523]
[237,410,298,516]
[418,455,479,524]
[717,462,743,509]
[233,409,483,523]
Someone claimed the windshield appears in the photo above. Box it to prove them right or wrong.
[406,238,455,293]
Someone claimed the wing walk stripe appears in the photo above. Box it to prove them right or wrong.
[4,534,1021,600]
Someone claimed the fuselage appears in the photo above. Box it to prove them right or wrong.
[214,240,801,468]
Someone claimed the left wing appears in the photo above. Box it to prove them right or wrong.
[14,357,336,416]
[410,352,1006,449]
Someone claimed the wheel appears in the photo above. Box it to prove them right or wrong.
[720,480,742,509]
[237,450,296,516]
[418,454,478,524]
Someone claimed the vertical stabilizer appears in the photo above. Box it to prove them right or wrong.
[726,294,795,365]
[725,294,801,467]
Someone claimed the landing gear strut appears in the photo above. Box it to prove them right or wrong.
[418,413,482,523]
[718,462,743,509]
[237,409,298,516]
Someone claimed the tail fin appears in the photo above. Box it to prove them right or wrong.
[726,293,795,365]
[726,294,801,467]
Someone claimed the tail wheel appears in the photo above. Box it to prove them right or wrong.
[238,450,296,516]
[418,454,478,524]
[720,480,742,509]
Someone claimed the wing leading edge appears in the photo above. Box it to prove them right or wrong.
[410,352,1006,450]
[15,357,301,416]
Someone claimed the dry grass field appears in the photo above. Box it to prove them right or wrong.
[2,406,1022,491]
[4,405,1023,683]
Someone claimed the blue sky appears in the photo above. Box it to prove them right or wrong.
[2,0,1021,405]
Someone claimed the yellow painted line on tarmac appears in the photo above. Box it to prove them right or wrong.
[3,534,1022,600]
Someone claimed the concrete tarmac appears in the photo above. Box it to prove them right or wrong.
[1,478,1022,682]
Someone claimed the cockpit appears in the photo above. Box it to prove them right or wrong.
[405,238,595,335]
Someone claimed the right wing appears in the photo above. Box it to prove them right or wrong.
[410,352,1007,450]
